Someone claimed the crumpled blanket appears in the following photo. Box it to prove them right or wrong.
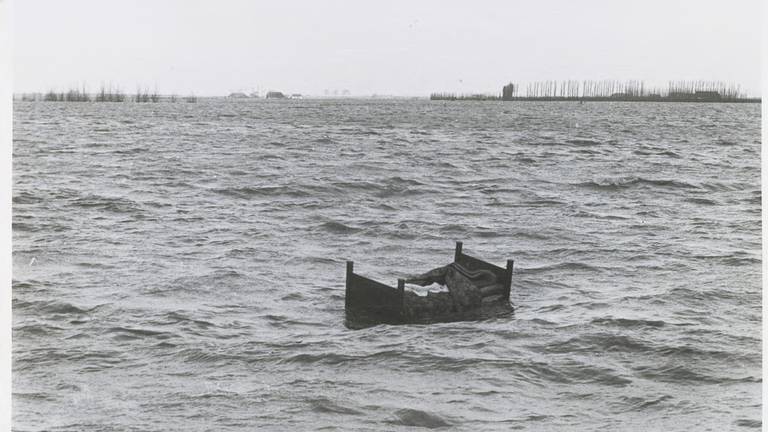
[404,263,497,316]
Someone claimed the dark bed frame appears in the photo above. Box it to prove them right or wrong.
[345,242,514,325]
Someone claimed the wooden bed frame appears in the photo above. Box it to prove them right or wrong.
[345,242,513,326]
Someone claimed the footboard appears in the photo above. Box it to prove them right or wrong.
[345,261,405,324]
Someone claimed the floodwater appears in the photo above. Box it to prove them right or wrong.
[12,100,762,431]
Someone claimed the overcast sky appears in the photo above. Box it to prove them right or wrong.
[13,0,763,96]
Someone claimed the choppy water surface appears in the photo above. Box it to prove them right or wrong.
[12,100,761,431]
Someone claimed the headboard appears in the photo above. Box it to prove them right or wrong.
[453,241,513,300]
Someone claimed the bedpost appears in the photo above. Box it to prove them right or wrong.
[397,278,405,316]
[454,241,463,262]
[346,261,354,309]
[504,259,514,300]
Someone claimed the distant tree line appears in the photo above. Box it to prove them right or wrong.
[432,80,755,102]
[19,84,197,103]
[43,86,91,102]
[518,80,747,99]
[429,92,501,101]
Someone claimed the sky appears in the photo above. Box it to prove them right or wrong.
[11,0,764,96]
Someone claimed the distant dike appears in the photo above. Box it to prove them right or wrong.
[431,81,760,103]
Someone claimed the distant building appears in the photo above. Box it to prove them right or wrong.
[289,93,303,99]
[228,92,249,98]
[266,91,286,99]
[502,83,515,100]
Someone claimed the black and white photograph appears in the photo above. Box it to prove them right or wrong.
[2,1,764,430]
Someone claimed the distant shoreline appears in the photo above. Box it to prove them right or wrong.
[432,96,761,103]
[11,94,762,103]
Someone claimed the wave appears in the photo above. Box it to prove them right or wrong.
[105,326,175,340]
[572,210,630,220]
[112,146,148,155]
[12,191,44,205]
[523,262,604,274]
[281,292,305,301]
[388,409,451,428]
[12,279,53,292]
[150,311,216,329]
[541,334,652,354]
[373,178,432,197]
[13,323,66,336]
[11,222,36,232]
[734,419,762,428]
[634,364,759,384]
[315,221,361,234]
[69,194,143,214]
[590,317,666,329]
[654,345,753,362]
[174,348,245,365]
[615,395,674,412]
[565,138,601,146]
[13,299,100,316]
[684,197,718,205]
[13,392,56,401]
[438,224,471,234]
[721,256,761,266]
[212,186,311,199]
[308,397,363,415]
[276,349,632,389]
[658,150,681,158]
[510,230,552,240]
[700,181,754,192]
[356,129,381,136]
[573,177,699,191]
